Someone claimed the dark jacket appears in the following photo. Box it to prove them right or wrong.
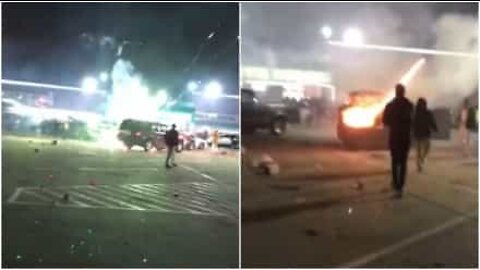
[383,97,414,149]
[165,129,179,147]
[413,109,437,139]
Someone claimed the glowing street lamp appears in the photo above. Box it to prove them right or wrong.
[342,27,364,47]
[204,81,223,100]
[187,81,198,92]
[321,25,333,40]
[81,77,98,94]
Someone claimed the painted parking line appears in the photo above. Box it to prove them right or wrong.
[339,212,475,268]
[180,165,220,184]
[79,167,159,172]
[7,187,23,203]
[6,182,233,218]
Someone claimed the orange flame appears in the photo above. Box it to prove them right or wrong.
[342,58,426,128]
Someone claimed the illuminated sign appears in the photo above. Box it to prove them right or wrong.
[242,66,331,85]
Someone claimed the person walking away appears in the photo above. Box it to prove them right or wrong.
[383,84,414,198]
[165,124,179,168]
[465,103,478,157]
[413,98,437,172]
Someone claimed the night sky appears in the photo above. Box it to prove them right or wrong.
[2,3,239,95]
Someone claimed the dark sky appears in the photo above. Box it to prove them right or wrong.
[2,3,239,95]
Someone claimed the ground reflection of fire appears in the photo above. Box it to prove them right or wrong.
[342,58,426,128]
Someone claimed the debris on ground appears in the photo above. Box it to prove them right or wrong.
[352,181,364,191]
[250,153,280,176]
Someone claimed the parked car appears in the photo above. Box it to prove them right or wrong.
[241,88,288,135]
[117,119,167,152]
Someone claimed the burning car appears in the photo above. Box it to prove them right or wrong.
[337,90,389,149]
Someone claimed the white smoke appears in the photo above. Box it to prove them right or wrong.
[107,59,161,122]
[426,14,478,108]
[241,3,478,108]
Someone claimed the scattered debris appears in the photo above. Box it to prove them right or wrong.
[251,153,280,176]
[263,162,280,176]
[173,193,179,198]
[352,181,364,191]
[51,140,58,146]
[34,148,40,153]
[347,207,353,215]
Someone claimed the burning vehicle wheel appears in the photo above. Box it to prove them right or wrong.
[271,118,287,136]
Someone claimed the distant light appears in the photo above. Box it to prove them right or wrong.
[187,81,198,92]
[321,25,333,40]
[100,72,109,82]
[81,77,98,94]
[343,27,364,47]
[204,81,223,100]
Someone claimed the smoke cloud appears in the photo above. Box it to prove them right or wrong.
[241,3,478,108]
[426,14,478,107]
